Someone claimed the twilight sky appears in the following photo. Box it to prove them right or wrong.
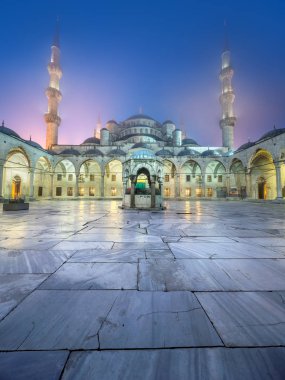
[1,0,285,149]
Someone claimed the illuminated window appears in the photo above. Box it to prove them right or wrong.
[164,174,170,182]
[78,187,84,196]
[57,174,62,181]
[186,175,191,182]
[112,174,116,182]
[196,188,202,197]
[89,187,95,196]
[68,174,73,181]
[111,187,117,196]
[38,187,43,196]
[90,174,95,181]
[207,188,213,197]
[56,187,62,196]
[207,175,212,182]
[164,188,170,197]
[185,188,191,197]
[218,175,223,183]
[67,187,73,196]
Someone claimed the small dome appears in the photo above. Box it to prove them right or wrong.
[106,120,117,124]
[25,140,43,149]
[236,141,255,152]
[177,148,199,156]
[60,148,81,156]
[0,123,20,138]
[82,137,100,144]
[182,138,199,146]
[257,127,285,141]
[201,149,221,157]
[108,148,126,156]
[163,120,174,125]
[83,148,104,156]
[155,149,173,157]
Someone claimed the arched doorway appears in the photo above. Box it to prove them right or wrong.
[12,175,21,198]
[135,168,151,193]
[257,177,267,199]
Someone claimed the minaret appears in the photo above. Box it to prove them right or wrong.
[95,115,102,139]
[44,22,62,149]
[219,29,236,150]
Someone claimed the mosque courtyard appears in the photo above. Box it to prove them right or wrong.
[0,199,284,379]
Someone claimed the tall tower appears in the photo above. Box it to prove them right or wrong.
[219,35,236,150]
[45,23,62,149]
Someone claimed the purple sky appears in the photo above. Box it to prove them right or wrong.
[1,0,285,149]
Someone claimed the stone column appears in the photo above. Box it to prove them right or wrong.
[75,174,79,197]
[0,163,3,200]
[49,173,54,198]
[275,163,283,199]
[175,174,180,198]
[29,169,35,199]
[100,174,105,198]
[130,178,135,208]
[245,170,252,198]
[151,180,156,208]
[226,175,230,197]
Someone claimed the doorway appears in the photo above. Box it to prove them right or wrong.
[11,176,21,198]
[258,178,267,199]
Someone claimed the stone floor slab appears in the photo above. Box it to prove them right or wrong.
[0,250,75,273]
[99,291,222,348]
[197,291,285,346]
[69,249,145,262]
[62,348,285,380]
[52,241,114,250]
[40,263,137,290]
[0,290,118,350]
[0,274,48,320]
[0,351,69,380]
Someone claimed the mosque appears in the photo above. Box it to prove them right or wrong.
[0,32,284,207]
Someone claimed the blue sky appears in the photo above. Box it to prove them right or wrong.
[1,0,285,148]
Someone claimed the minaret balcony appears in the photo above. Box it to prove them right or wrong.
[219,117,236,128]
[219,92,235,104]
[45,87,62,101]
[219,67,234,80]
[44,113,61,126]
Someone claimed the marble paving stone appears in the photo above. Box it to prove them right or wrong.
[99,291,222,348]
[40,263,137,290]
[65,233,162,243]
[0,290,118,350]
[69,249,145,262]
[62,348,285,380]
[0,239,62,250]
[235,237,285,247]
[113,242,166,250]
[0,274,48,320]
[139,258,285,291]
[0,250,75,273]
[145,249,174,259]
[51,241,114,250]
[197,292,285,346]
[169,242,285,259]
[0,351,69,380]
[179,236,236,243]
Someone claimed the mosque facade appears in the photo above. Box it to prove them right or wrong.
[0,34,285,205]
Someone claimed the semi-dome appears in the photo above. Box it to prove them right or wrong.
[132,142,150,149]
[236,141,255,152]
[25,139,43,149]
[257,127,285,141]
[162,120,175,124]
[60,148,81,156]
[155,149,173,157]
[108,148,126,156]
[0,123,20,139]
[130,149,155,159]
[201,149,221,157]
[182,138,199,146]
[177,148,199,156]
[83,148,104,156]
[82,137,100,145]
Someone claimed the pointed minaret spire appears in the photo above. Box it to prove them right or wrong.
[44,21,63,149]
[219,24,236,150]
[53,17,60,48]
